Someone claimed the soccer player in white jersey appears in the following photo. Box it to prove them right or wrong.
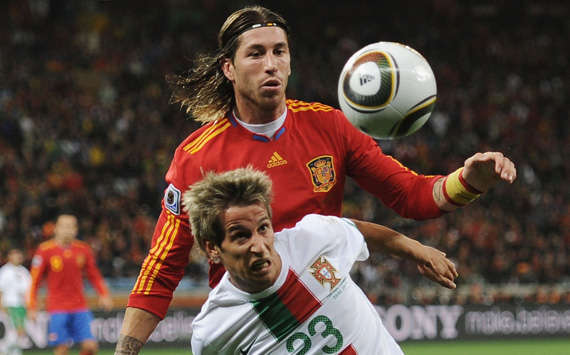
[0,249,31,355]
[183,167,458,355]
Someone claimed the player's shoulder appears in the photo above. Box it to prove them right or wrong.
[175,116,234,157]
[18,264,31,273]
[37,240,57,252]
[166,116,234,187]
[279,214,331,238]
[286,99,336,114]
[198,274,251,314]
[209,277,249,307]
[296,214,350,229]
[279,214,352,252]
[71,240,91,250]
[286,99,348,128]
[192,282,243,335]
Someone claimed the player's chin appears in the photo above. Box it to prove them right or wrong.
[258,90,285,103]
[246,273,274,291]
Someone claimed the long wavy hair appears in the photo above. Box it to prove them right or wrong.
[168,6,290,123]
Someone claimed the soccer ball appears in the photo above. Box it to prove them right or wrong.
[338,41,437,139]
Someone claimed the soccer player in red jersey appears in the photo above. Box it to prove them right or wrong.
[28,214,113,355]
[115,6,516,354]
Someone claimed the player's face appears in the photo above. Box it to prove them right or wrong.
[210,203,282,293]
[54,214,78,244]
[8,250,23,265]
[222,26,291,121]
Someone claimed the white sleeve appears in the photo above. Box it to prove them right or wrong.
[281,214,369,271]
[338,217,369,261]
[190,335,203,355]
[23,268,32,293]
[0,269,6,292]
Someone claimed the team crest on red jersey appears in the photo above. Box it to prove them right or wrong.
[306,155,336,192]
[309,256,341,289]
[50,255,63,272]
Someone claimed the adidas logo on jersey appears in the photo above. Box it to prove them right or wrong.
[267,152,287,168]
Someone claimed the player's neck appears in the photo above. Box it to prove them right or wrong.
[55,238,72,247]
[233,100,286,124]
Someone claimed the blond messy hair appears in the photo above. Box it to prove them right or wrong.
[182,167,273,251]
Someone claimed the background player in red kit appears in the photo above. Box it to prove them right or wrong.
[28,213,113,355]
[115,6,516,354]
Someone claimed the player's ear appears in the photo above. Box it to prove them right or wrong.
[205,241,221,264]
[221,58,235,82]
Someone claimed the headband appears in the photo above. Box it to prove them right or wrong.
[220,21,289,50]
[240,21,289,36]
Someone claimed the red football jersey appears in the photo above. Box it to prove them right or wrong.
[128,100,443,319]
[29,240,109,312]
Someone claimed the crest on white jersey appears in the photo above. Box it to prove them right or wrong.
[309,256,341,289]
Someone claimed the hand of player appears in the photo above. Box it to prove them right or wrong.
[99,295,113,311]
[462,152,516,192]
[416,246,458,289]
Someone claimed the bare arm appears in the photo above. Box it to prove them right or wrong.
[99,294,113,311]
[351,219,458,289]
[114,307,161,355]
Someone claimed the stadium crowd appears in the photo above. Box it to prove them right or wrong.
[0,1,567,306]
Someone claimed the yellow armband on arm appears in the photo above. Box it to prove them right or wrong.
[442,168,482,206]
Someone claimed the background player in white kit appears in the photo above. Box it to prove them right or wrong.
[183,167,458,354]
[0,249,31,355]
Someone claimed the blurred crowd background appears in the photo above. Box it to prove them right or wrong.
[0,0,568,306]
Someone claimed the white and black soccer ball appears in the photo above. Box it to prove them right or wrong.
[338,41,437,139]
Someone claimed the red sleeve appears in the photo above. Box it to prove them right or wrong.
[84,245,109,297]
[127,208,193,319]
[337,109,444,219]
[28,249,47,310]
[128,143,195,319]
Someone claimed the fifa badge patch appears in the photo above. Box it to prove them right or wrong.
[164,184,181,215]
[31,255,43,267]
[306,155,336,192]
[309,256,341,290]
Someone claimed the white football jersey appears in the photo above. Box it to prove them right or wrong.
[0,262,31,307]
[191,214,403,355]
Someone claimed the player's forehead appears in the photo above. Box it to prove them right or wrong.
[223,203,269,231]
[9,249,22,256]
[236,26,289,51]
[57,214,77,225]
